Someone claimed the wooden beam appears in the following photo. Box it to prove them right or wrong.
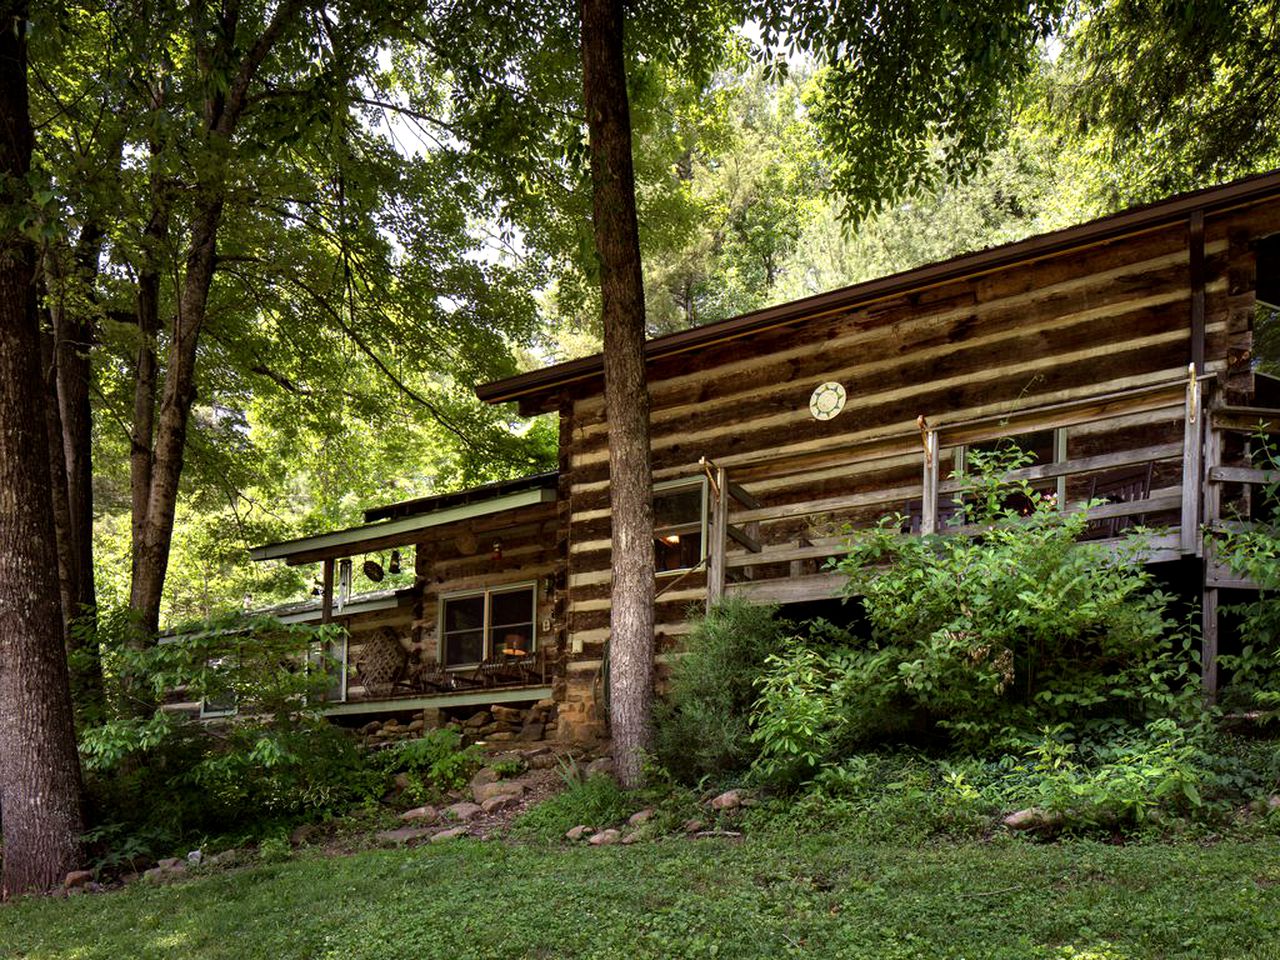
[1190,209,1206,374]
[1181,373,1202,554]
[725,571,847,604]
[1208,465,1280,485]
[731,483,921,525]
[1202,586,1219,704]
[921,428,940,534]
[707,465,729,604]
[938,441,1183,494]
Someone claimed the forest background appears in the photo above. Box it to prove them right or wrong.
[28,0,1280,631]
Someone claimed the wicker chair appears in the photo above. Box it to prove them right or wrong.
[353,627,411,698]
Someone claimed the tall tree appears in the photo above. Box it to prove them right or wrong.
[0,0,86,896]
[580,0,655,787]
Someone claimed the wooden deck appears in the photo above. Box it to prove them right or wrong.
[698,370,1280,697]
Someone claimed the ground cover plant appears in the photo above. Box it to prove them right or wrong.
[4,836,1280,959]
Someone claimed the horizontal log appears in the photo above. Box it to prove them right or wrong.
[731,483,923,525]
[1211,406,1280,434]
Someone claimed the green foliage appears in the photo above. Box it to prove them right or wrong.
[653,598,792,782]
[511,775,633,842]
[1213,431,1280,714]
[379,729,483,800]
[78,614,383,860]
[750,447,1197,785]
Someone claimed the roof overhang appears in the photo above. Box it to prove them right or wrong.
[249,487,557,566]
[476,168,1280,414]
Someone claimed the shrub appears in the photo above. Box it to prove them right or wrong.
[653,598,793,783]
[379,728,483,801]
[78,613,382,862]
[1214,431,1280,714]
[751,444,1198,781]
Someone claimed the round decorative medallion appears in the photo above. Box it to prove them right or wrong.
[809,381,847,421]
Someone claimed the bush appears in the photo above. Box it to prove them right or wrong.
[1214,431,1280,714]
[379,729,483,802]
[653,599,793,783]
[750,445,1198,785]
[77,614,384,863]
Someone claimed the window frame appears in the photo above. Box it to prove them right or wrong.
[199,654,238,719]
[653,475,710,576]
[438,581,538,669]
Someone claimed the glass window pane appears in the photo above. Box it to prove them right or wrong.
[444,595,484,632]
[445,629,484,666]
[654,485,701,528]
[491,624,533,656]
[490,588,534,628]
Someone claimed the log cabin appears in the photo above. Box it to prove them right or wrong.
[237,170,1280,742]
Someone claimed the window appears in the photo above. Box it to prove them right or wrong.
[1255,234,1280,373]
[653,476,709,574]
[199,656,237,719]
[440,584,537,667]
[308,634,348,703]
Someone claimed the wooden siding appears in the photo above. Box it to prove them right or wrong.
[554,198,1280,659]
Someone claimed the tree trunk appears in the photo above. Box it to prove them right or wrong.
[580,0,655,788]
[0,0,86,895]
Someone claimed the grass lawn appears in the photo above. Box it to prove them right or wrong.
[4,836,1280,960]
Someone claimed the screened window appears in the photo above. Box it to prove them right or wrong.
[441,584,536,667]
[199,656,237,718]
[654,477,708,574]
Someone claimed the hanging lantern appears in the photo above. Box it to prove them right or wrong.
[491,540,503,562]
[389,549,402,575]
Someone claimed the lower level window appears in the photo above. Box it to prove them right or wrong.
[441,584,536,667]
[654,477,708,574]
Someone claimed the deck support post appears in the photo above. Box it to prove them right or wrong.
[921,428,939,534]
[707,465,728,604]
[1181,367,1203,555]
[1202,585,1219,703]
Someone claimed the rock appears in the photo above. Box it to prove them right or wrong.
[144,861,186,883]
[64,870,93,889]
[359,720,381,736]
[375,826,435,845]
[464,711,491,729]
[208,849,243,868]
[485,731,518,742]
[1002,807,1060,831]
[682,819,705,833]
[186,850,203,866]
[565,825,592,841]
[431,827,469,843]
[518,722,545,741]
[709,790,744,811]
[628,808,655,827]
[585,757,615,780]
[392,772,412,793]
[407,719,425,733]
[471,766,503,790]
[289,823,321,847]
[400,805,438,824]
[473,780,526,805]
[521,745,552,757]
[421,708,447,729]
[587,829,622,846]
[621,831,642,845]
[491,705,525,723]
[1268,794,1280,811]
[534,698,556,712]
[444,801,484,821]
[529,753,558,770]
[481,794,520,814]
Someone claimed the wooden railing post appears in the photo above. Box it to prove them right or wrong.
[707,464,729,604]
[1180,365,1203,555]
